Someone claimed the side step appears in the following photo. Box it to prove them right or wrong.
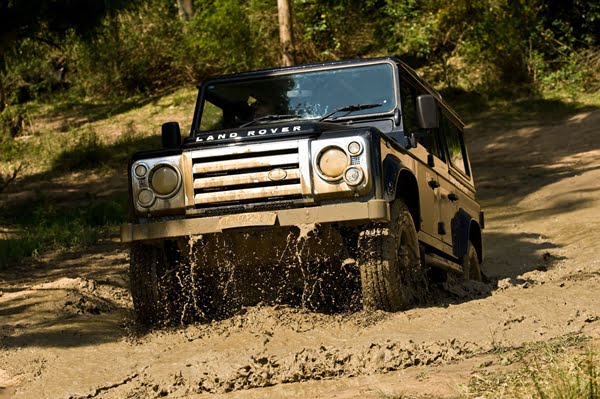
[424,253,463,274]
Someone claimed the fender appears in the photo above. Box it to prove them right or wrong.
[382,154,421,231]
[451,208,481,259]
[382,154,403,201]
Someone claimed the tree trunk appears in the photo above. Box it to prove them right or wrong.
[0,76,5,113]
[177,0,193,20]
[0,52,5,113]
[277,0,295,66]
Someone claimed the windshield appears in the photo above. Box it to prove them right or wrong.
[198,63,396,131]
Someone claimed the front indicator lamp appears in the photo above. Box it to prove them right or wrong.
[344,166,364,186]
[138,189,155,207]
[348,141,362,155]
[134,163,148,178]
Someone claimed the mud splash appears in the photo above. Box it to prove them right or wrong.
[173,223,360,323]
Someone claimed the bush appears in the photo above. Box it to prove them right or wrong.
[68,0,186,97]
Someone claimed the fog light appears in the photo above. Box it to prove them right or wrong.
[344,166,364,186]
[150,165,180,196]
[318,146,348,180]
[348,141,362,155]
[138,189,154,207]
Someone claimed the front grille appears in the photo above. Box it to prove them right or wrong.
[190,140,305,208]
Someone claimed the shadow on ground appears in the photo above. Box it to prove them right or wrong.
[0,243,134,349]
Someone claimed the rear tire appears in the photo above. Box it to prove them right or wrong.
[462,241,482,281]
[358,200,426,311]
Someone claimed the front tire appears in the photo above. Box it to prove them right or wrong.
[358,200,426,311]
[129,241,183,326]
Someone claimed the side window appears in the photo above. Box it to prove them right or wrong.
[441,114,470,176]
[400,79,445,162]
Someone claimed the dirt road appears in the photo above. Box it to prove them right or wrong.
[1,109,599,398]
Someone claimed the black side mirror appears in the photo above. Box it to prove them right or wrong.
[416,94,439,129]
[161,122,182,149]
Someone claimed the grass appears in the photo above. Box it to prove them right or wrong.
[0,194,128,268]
[441,87,600,129]
[0,87,197,268]
[466,336,599,399]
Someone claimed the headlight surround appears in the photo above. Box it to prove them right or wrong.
[131,156,185,214]
[316,146,349,181]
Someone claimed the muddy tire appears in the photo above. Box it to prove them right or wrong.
[129,241,183,326]
[358,200,426,311]
[462,241,482,281]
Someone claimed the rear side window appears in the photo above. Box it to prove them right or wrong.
[441,114,470,176]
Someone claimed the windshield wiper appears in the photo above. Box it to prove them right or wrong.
[240,114,299,128]
[318,103,383,122]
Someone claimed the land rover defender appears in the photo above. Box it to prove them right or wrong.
[121,57,484,324]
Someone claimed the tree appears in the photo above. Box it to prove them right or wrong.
[176,0,193,20]
[0,0,135,110]
[277,0,295,66]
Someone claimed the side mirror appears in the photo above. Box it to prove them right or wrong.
[161,122,182,149]
[416,94,439,129]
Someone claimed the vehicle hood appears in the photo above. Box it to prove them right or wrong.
[184,121,350,147]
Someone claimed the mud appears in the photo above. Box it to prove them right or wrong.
[1,109,600,398]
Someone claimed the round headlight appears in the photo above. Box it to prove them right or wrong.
[138,189,155,207]
[150,164,180,196]
[317,146,349,180]
[344,166,364,186]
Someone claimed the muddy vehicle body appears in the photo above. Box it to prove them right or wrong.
[121,57,484,324]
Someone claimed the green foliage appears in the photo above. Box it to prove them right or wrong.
[1,38,68,105]
[2,0,597,104]
[185,0,265,76]
[69,0,185,97]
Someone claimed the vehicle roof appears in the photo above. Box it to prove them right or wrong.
[197,57,401,86]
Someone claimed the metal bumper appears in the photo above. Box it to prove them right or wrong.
[120,199,390,243]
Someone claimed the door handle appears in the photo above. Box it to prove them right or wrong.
[428,180,440,189]
[448,193,458,202]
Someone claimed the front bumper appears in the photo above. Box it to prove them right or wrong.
[120,199,390,243]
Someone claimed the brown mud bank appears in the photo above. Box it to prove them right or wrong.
[1,109,600,398]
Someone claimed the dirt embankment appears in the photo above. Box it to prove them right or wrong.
[1,109,599,398]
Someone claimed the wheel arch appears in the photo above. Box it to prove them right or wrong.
[395,170,421,232]
[451,209,483,263]
[382,154,420,231]
[469,220,483,264]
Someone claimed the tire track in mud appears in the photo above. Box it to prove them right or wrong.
[194,338,479,394]
[155,340,483,394]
